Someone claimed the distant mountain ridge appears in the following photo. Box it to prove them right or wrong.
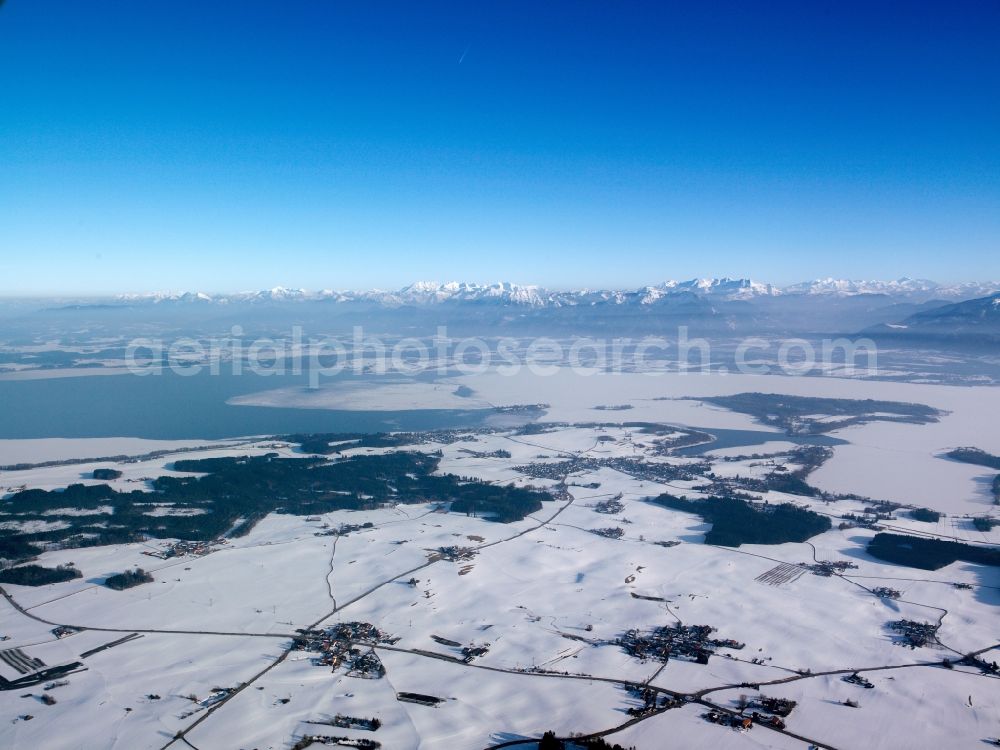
[782,277,996,299]
[867,292,1000,342]
[111,277,999,308]
[18,280,1000,345]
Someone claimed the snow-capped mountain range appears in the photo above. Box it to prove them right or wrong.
[114,278,999,307]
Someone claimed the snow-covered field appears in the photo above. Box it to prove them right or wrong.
[1,369,999,750]
[0,437,232,467]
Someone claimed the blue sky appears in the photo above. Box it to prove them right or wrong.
[1,1,998,295]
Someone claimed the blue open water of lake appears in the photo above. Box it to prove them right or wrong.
[0,370,492,439]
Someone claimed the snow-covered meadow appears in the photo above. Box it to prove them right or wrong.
[1,369,998,749]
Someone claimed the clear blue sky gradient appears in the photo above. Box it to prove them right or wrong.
[1,1,998,294]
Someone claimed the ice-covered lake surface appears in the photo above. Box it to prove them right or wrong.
[449,369,1000,515]
[1,366,999,750]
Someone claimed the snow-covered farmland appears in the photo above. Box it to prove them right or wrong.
[1,371,999,749]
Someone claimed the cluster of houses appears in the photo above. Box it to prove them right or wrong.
[806,559,858,577]
[144,539,222,560]
[457,448,513,459]
[512,460,579,482]
[618,623,745,665]
[314,522,375,538]
[747,711,787,730]
[291,622,397,678]
[840,500,904,530]
[428,634,491,662]
[754,696,796,717]
[887,620,939,648]
[291,735,381,749]
[625,684,682,717]
[837,513,882,530]
[593,497,625,514]
[702,695,796,733]
[842,672,875,689]
[494,403,549,416]
[865,500,902,516]
[872,587,902,599]
[332,715,379,731]
[460,644,490,662]
[198,687,233,707]
[434,546,478,562]
[513,456,705,485]
[702,711,754,732]
[958,653,1000,675]
[591,527,625,539]
[178,686,235,719]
